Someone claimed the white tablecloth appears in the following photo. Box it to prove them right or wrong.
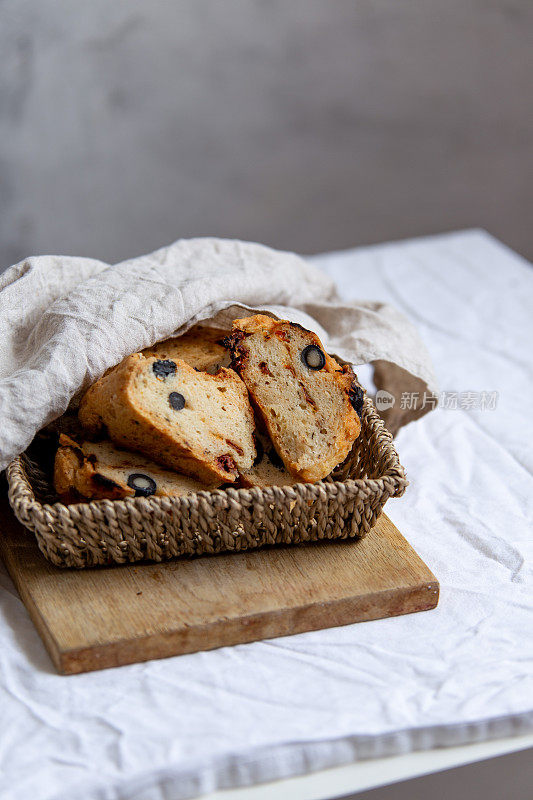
[1,230,532,800]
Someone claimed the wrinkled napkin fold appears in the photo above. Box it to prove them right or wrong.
[0,238,437,471]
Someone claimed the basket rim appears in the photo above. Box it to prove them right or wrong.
[7,397,408,518]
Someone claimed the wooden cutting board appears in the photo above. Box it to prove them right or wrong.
[0,494,438,674]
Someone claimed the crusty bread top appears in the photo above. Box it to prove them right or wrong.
[223,314,362,482]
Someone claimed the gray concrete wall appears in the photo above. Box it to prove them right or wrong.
[1,0,532,271]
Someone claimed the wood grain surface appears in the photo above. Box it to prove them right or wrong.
[0,495,439,674]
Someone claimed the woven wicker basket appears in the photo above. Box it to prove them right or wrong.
[6,397,407,569]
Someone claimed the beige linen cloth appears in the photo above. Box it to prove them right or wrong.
[0,237,437,472]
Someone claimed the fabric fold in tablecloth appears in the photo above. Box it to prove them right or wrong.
[0,237,437,470]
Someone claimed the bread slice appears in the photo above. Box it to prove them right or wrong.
[223,315,362,482]
[239,431,300,489]
[78,353,256,483]
[54,434,215,503]
[142,325,230,373]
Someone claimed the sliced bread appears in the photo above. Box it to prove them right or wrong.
[78,353,256,483]
[54,434,216,503]
[222,315,362,482]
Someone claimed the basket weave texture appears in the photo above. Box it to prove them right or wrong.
[7,398,407,569]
